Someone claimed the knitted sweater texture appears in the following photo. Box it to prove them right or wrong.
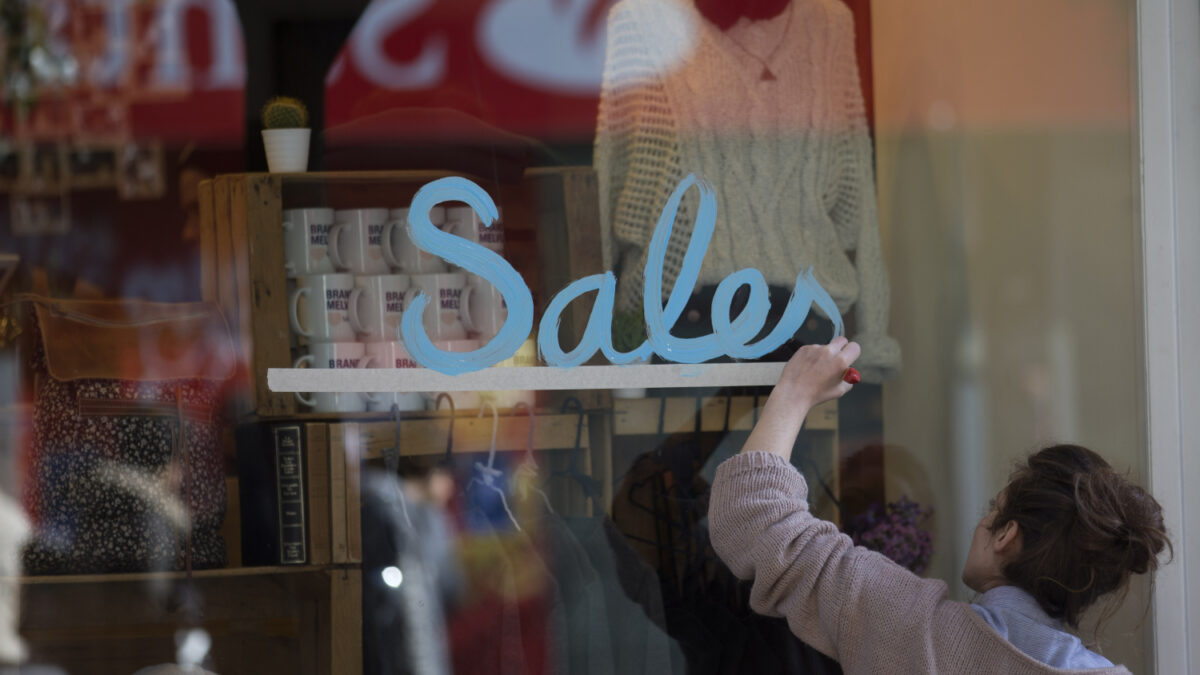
[594,0,900,381]
[708,451,1133,675]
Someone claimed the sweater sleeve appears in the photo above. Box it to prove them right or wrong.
[593,1,691,313]
[708,451,952,669]
[822,7,901,383]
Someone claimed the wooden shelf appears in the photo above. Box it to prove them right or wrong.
[14,563,354,585]
[331,412,590,461]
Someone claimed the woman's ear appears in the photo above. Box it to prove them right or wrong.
[992,519,1023,557]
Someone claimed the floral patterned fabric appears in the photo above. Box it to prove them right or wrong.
[22,313,227,575]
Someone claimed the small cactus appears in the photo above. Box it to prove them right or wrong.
[261,96,309,129]
[612,307,647,353]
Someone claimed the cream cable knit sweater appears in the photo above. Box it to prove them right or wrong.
[594,0,901,381]
[709,452,1133,674]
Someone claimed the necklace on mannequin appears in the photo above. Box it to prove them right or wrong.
[721,2,795,82]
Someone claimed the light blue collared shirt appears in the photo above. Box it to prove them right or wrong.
[971,586,1114,669]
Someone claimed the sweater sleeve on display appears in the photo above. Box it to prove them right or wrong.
[823,7,901,382]
[708,451,952,669]
[594,1,690,312]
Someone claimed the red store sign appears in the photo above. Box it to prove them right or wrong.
[1,0,245,144]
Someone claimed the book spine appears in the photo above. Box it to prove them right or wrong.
[273,425,307,565]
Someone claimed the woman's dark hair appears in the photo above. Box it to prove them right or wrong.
[989,444,1172,628]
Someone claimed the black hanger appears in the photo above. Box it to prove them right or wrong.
[625,394,689,530]
[549,397,602,509]
[381,403,414,530]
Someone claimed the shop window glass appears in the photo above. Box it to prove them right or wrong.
[0,0,1157,673]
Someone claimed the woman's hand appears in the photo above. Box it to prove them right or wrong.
[776,337,862,410]
[741,338,861,461]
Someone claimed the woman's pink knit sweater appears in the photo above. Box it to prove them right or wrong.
[708,451,1132,674]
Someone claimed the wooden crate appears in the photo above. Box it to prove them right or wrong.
[323,406,604,555]
[198,168,608,419]
[227,409,601,567]
[19,566,361,675]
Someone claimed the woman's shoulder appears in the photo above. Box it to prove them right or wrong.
[926,598,1132,674]
[837,562,1130,673]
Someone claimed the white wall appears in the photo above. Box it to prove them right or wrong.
[871,0,1153,670]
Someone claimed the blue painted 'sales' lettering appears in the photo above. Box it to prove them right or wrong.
[398,175,843,375]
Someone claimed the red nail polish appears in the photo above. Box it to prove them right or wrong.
[843,368,861,384]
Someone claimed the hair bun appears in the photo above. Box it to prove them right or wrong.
[1115,481,1170,574]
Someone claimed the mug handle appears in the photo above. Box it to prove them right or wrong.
[459,284,477,333]
[293,354,316,407]
[348,287,368,335]
[403,288,422,314]
[381,220,404,270]
[289,287,313,338]
[358,354,380,404]
[327,223,347,271]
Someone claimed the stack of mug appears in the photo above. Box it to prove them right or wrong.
[283,205,519,413]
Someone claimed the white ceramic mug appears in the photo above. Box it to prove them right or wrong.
[293,342,375,412]
[498,337,540,368]
[363,341,426,412]
[424,339,482,410]
[446,205,504,255]
[350,274,409,342]
[382,206,448,274]
[283,208,335,277]
[461,274,508,342]
[329,208,390,275]
[404,272,468,341]
[289,273,356,342]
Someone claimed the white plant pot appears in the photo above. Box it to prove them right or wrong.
[262,128,311,173]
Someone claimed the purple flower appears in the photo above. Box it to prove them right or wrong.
[845,496,934,574]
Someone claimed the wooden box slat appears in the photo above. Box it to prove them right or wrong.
[198,179,217,303]
[20,568,355,675]
[305,422,332,566]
